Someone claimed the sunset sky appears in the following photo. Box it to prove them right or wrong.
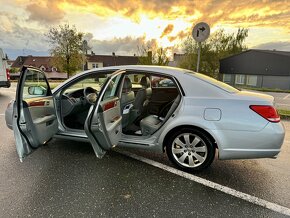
[0,0,290,59]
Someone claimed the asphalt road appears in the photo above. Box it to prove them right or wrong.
[267,92,290,110]
[1,86,290,217]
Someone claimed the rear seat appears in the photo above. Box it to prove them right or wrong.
[140,95,181,136]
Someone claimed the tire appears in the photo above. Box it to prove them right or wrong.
[166,128,215,172]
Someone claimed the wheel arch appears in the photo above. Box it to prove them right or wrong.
[162,125,218,152]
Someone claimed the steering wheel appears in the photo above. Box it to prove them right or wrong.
[83,87,98,104]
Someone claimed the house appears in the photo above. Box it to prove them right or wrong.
[85,53,139,70]
[168,53,187,67]
[219,49,290,90]
[11,56,67,79]
[7,60,14,69]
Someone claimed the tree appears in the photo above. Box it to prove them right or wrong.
[46,24,84,78]
[9,67,19,74]
[178,28,248,78]
[137,44,169,66]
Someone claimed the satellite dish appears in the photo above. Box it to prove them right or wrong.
[192,22,210,42]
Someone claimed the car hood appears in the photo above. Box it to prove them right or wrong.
[234,91,274,104]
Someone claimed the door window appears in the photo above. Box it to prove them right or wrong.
[64,73,108,94]
[102,75,122,100]
[22,69,48,99]
[151,76,176,88]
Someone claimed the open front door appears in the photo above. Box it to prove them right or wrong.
[85,71,124,158]
[13,66,58,161]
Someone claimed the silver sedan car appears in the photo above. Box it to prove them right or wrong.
[5,65,285,172]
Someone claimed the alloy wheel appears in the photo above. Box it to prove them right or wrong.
[171,133,208,168]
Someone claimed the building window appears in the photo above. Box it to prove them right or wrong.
[223,74,231,83]
[235,74,245,85]
[246,75,257,86]
[92,63,98,68]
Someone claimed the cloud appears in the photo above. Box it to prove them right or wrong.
[25,0,289,44]
[87,36,150,56]
[61,0,290,29]
[0,12,50,53]
[26,0,65,23]
[14,0,290,45]
[160,24,174,38]
[168,30,188,42]
[253,41,290,51]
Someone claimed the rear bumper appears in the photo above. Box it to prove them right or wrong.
[0,80,11,88]
[211,122,285,160]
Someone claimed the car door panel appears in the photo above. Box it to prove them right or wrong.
[85,71,124,158]
[101,98,122,145]
[22,97,57,146]
[13,66,57,160]
[89,98,122,151]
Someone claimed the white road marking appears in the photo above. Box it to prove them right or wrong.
[117,150,290,216]
[283,94,290,100]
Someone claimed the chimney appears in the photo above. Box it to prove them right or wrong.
[148,51,152,60]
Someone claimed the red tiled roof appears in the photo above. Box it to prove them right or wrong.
[11,56,59,72]
[86,55,139,67]
[11,55,66,79]
[45,72,67,79]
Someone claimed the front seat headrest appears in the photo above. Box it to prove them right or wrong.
[122,77,132,93]
[140,76,150,88]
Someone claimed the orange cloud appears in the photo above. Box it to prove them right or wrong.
[168,30,188,42]
[23,0,290,40]
[59,0,290,27]
[26,0,65,23]
[160,24,174,38]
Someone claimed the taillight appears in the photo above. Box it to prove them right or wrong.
[250,105,280,122]
[6,69,10,80]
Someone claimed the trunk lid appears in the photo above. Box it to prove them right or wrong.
[235,90,274,105]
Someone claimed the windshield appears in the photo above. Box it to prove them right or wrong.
[186,72,239,93]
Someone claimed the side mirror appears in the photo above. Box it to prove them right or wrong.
[28,86,46,96]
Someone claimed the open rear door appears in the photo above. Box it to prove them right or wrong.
[13,66,58,161]
[85,70,124,158]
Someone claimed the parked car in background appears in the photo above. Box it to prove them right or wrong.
[0,48,10,88]
[5,65,285,172]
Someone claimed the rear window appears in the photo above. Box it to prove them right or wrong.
[187,72,239,93]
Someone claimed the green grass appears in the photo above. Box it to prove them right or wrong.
[278,109,290,116]
[278,109,290,120]
[49,82,62,89]
[236,86,290,93]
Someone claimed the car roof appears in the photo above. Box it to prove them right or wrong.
[78,65,194,78]
[52,65,196,94]
[52,65,237,98]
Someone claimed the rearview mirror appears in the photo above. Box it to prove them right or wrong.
[28,86,46,96]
